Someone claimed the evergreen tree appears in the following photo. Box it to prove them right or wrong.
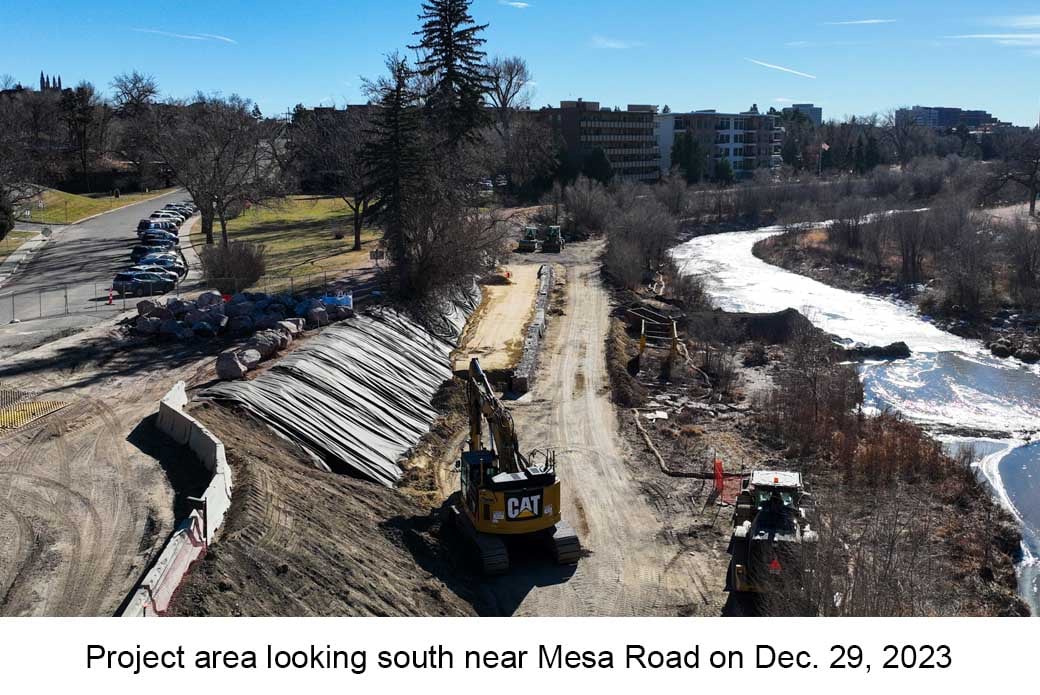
[409,0,489,146]
[39,71,45,91]
[854,137,866,174]
[362,54,429,271]
[56,75,62,90]
[713,157,734,186]
[582,147,613,184]
[781,135,800,169]
[865,135,881,170]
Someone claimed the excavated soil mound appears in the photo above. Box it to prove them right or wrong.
[167,403,477,617]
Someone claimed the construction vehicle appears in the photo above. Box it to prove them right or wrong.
[517,225,542,253]
[726,470,817,593]
[448,358,581,573]
[542,225,565,253]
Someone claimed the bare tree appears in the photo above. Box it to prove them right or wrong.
[111,71,159,188]
[486,56,532,140]
[989,128,1040,216]
[0,74,16,91]
[881,109,929,167]
[291,106,374,251]
[150,93,287,245]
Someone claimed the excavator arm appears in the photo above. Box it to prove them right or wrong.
[466,358,525,474]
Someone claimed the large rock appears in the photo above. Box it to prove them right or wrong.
[184,309,209,325]
[216,351,248,380]
[843,341,912,361]
[226,301,256,318]
[277,320,303,337]
[166,298,196,318]
[196,290,224,309]
[327,304,354,322]
[237,349,262,369]
[159,319,194,341]
[245,330,282,359]
[306,306,329,328]
[136,299,157,317]
[294,297,324,318]
[990,342,1012,359]
[147,306,173,322]
[1015,347,1040,364]
[192,321,217,339]
[228,315,255,337]
[134,316,161,335]
[254,313,283,330]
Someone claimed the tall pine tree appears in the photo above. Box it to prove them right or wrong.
[409,0,489,146]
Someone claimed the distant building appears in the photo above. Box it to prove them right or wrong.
[543,99,661,183]
[782,103,823,126]
[657,104,784,179]
[896,105,1008,131]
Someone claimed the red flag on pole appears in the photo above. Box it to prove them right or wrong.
[713,459,724,493]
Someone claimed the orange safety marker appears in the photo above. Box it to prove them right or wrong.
[107,288,113,305]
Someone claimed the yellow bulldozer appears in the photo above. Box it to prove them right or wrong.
[447,358,581,573]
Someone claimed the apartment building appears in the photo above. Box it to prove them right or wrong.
[782,102,823,126]
[657,105,784,179]
[544,99,661,183]
[896,105,1007,131]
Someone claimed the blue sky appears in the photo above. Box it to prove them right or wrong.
[3,0,1040,125]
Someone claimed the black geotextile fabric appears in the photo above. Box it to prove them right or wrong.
[203,288,479,487]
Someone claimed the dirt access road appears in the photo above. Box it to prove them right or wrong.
[0,318,213,616]
[476,241,726,616]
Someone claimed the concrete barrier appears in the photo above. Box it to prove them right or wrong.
[121,381,233,616]
[511,265,554,394]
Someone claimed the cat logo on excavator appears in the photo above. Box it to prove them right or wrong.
[507,493,542,520]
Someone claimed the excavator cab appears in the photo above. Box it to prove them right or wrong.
[449,358,580,573]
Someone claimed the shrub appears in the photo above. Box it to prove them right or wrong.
[200,241,267,295]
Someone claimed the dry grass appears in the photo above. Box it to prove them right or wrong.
[0,230,35,264]
[26,187,177,225]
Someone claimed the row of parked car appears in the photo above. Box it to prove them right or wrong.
[112,200,198,297]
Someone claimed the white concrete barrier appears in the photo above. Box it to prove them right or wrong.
[120,381,233,616]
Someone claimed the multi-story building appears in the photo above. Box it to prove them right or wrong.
[782,102,823,126]
[657,104,784,179]
[896,105,1007,131]
[543,99,661,183]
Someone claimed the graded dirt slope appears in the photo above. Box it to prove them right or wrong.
[0,319,213,616]
[454,264,539,373]
[474,243,728,616]
[168,403,478,617]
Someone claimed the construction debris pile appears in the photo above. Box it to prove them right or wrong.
[202,289,479,487]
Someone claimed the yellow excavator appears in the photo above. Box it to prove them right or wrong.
[447,358,581,573]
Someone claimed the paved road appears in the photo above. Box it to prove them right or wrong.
[0,189,188,325]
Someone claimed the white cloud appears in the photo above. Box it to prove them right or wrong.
[132,28,237,44]
[745,58,817,79]
[785,40,811,47]
[823,19,896,25]
[591,35,643,50]
[989,15,1040,29]
[947,33,1040,46]
[774,97,795,103]
[498,1,531,8]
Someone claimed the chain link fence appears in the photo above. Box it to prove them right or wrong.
[0,268,378,326]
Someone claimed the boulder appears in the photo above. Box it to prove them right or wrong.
[216,351,248,380]
[245,330,282,359]
[990,343,1012,359]
[184,309,209,325]
[284,317,305,333]
[294,298,324,318]
[134,316,161,335]
[306,306,329,328]
[327,304,354,321]
[159,319,194,341]
[274,329,292,350]
[147,306,173,322]
[843,341,912,361]
[228,315,255,337]
[226,301,256,318]
[166,298,196,318]
[254,313,282,330]
[237,349,262,369]
[192,321,217,339]
[1015,347,1040,364]
[136,299,157,317]
[206,313,229,331]
[277,320,303,337]
[229,293,251,305]
[196,290,224,309]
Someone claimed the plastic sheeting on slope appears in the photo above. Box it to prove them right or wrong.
[202,288,479,487]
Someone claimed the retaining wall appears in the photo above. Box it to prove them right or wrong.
[121,381,232,617]
[511,265,555,394]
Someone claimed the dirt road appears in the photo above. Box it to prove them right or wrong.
[478,242,727,616]
[0,319,211,616]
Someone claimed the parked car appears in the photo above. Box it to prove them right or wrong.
[129,265,180,283]
[137,221,177,237]
[132,244,174,262]
[150,211,184,224]
[139,254,187,276]
[112,271,176,297]
[141,231,179,245]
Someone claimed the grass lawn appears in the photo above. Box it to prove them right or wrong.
[0,230,36,265]
[25,187,178,225]
[194,195,381,285]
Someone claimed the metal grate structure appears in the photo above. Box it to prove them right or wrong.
[0,382,69,431]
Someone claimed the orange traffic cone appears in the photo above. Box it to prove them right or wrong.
[107,288,113,305]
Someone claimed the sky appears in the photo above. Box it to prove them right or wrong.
[3,0,1040,125]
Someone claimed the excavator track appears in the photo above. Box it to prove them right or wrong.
[550,521,581,565]
[449,496,510,574]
